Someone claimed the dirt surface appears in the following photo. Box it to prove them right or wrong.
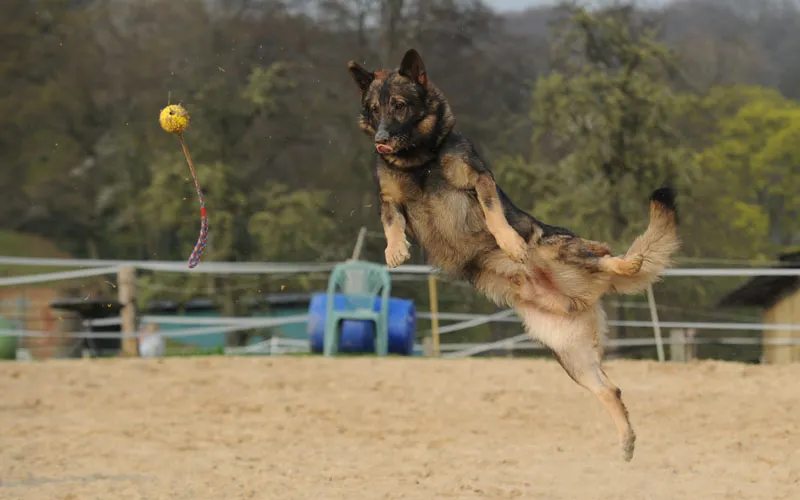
[1,356,798,499]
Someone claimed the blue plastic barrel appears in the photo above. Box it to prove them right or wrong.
[307,293,416,355]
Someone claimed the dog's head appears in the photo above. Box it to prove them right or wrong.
[347,49,454,166]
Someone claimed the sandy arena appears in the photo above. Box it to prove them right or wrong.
[1,356,798,499]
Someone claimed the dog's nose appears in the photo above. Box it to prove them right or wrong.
[374,126,390,144]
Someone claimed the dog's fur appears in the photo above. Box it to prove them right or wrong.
[347,49,680,462]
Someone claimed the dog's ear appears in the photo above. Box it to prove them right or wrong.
[399,49,427,87]
[347,61,375,95]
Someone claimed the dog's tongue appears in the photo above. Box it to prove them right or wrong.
[376,144,394,155]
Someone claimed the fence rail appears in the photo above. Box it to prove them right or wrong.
[1,256,798,361]
[218,334,800,359]
[2,255,800,278]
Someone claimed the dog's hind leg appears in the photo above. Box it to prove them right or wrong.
[517,305,636,462]
[551,344,636,462]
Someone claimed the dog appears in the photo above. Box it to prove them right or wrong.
[347,48,680,462]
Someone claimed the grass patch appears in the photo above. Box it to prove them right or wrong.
[160,337,225,357]
[163,345,226,357]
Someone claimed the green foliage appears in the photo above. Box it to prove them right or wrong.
[508,5,690,247]
[248,185,336,261]
[694,86,800,252]
[0,230,79,281]
[242,63,296,111]
[135,152,335,312]
[5,0,800,352]
[493,5,797,345]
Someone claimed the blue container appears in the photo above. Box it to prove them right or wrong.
[307,293,416,355]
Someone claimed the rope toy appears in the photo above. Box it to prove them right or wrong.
[158,104,208,269]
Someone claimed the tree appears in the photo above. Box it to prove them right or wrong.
[694,85,800,253]
[494,3,692,342]
[132,56,337,346]
[526,4,688,242]
[136,150,336,345]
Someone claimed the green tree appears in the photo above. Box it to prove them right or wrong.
[494,3,693,343]
[523,4,689,245]
[136,150,335,345]
[133,58,336,347]
[694,85,800,254]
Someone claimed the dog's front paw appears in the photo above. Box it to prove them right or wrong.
[498,230,528,263]
[385,239,410,268]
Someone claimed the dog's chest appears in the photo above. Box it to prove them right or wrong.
[393,168,487,257]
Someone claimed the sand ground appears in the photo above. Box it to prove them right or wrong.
[1,356,798,500]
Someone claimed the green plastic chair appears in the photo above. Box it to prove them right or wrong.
[0,316,17,361]
[323,260,392,357]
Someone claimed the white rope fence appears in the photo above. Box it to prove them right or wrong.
[0,315,308,339]
[1,256,798,360]
[6,309,799,354]
[4,255,799,278]
[0,266,121,287]
[49,311,800,335]
[219,329,800,358]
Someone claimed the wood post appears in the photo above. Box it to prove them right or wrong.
[669,329,686,362]
[504,339,514,358]
[427,273,440,357]
[350,226,367,260]
[118,265,138,357]
[270,335,280,356]
[686,328,697,361]
[422,336,433,356]
[669,328,695,363]
[646,284,665,362]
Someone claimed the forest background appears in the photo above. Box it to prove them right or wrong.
[2,0,798,358]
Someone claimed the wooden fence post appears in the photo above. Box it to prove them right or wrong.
[686,328,697,362]
[428,273,440,357]
[669,329,687,362]
[118,265,138,357]
[646,284,665,362]
[422,336,433,356]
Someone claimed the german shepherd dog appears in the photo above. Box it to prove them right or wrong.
[347,49,680,462]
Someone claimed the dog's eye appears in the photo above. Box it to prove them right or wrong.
[394,101,406,111]
[370,105,379,115]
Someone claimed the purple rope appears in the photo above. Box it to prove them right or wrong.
[178,134,208,269]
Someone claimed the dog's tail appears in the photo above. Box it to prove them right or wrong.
[610,187,681,295]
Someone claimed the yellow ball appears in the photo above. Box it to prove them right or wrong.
[159,104,190,134]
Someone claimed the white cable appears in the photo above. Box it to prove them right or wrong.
[438,336,800,351]
[435,309,516,335]
[665,268,800,277]
[86,314,306,328]
[0,257,123,268]
[1,314,308,339]
[140,315,299,326]
[609,319,800,331]
[1,256,800,277]
[3,256,798,357]
[417,312,520,323]
[0,257,337,274]
[443,333,530,358]
[135,261,337,274]
[84,313,800,334]
[0,266,120,287]
[420,312,800,334]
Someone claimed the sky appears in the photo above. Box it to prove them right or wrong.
[488,0,553,10]
[488,0,668,12]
